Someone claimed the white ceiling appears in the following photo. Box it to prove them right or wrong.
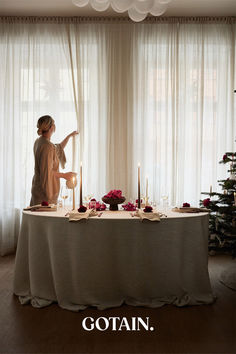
[0,0,235,17]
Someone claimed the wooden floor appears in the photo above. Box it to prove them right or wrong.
[0,255,235,354]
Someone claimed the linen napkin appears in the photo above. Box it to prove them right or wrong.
[24,204,57,212]
[172,207,210,213]
[68,209,97,222]
[134,209,162,222]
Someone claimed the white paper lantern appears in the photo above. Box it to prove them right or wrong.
[72,0,89,7]
[110,0,125,13]
[128,6,147,22]
[111,0,134,12]
[134,0,154,14]
[72,0,172,21]
[150,0,167,16]
[90,0,110,11]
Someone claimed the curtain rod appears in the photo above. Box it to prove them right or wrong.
[0,16,235,24]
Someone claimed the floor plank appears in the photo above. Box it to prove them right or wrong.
[0,254,235,354]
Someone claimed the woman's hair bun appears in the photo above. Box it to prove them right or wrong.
[37,128,43,136]
[37,115,54,136]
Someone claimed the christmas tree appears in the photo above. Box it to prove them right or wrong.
[200,152,236,257]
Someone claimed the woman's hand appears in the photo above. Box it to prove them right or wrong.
[60,131,79,149]
[69,131,79,138]
[63,172,77,181]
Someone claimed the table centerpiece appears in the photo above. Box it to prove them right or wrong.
[102,190,125,211]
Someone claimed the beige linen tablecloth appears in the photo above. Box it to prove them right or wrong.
[13,209,215,311]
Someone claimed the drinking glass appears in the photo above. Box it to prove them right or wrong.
[161,195,169,211]
[151,201,157,210]
[60,186,69,209]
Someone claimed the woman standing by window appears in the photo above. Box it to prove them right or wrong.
[30,115,78,206]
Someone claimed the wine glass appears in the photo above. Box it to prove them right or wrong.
[151,201,157,210]
[60,185,69,209]
[161,194,169,211]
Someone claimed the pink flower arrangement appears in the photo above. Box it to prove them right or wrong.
[203,198,211,207]
[122,202,137,211]
[104,190,123,199]
[183,202,190,207]
[143,206,153,213]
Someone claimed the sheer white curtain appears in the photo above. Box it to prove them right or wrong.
[0,21,77,255]
[0,18,235,255]
[131,21,236,206]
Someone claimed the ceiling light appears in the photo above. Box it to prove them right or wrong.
[72,0,172,22]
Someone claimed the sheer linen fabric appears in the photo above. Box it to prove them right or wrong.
[0,18,236,255]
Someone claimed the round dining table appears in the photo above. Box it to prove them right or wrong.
[13,208,215,311]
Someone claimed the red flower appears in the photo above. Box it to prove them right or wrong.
[98,203,106,211]
[122,202,136,211]
[41,201,49,206]
[203,198,211,207]
[183,203,190,207]
[88,200,106,211]
[143,206,153,213]
[104,189,123,199]
[78,205,87,213]
[223,154,227,161]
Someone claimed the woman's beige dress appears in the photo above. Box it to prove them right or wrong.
[30,136,66,206]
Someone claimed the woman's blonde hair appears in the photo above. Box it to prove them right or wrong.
[37,115,55,136]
